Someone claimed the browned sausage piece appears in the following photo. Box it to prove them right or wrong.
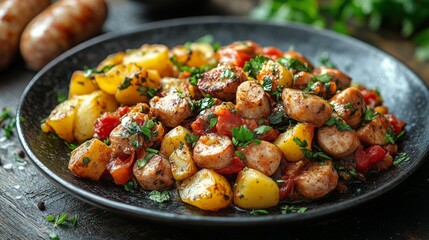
[197,63,247,101]
[293,71,314,90]
[149,93,192,128]
[193,133,234,170]
[0,0,50,70]
[240,141,282,176]
[282,88,333,127]
[329,87,366,129]
[317,125,360,158]
[283,50,314,71]
[295,160,338,199]
[313,67,351,90]
[356,115,390,145]
[133,154,174,191]
[236,81,271,119]
[20,0,107,70]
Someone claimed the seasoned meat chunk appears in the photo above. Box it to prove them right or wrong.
[197,63,247,101]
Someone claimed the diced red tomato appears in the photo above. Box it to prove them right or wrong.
[216,41,261,68]
[108,152,135,185]
[215,108,242,137]
[94,114,120,140]
[385,114,405,134]
[94,106,129,140]
[215,156,244,175]
[262,46,283,60]
[354,145,387,172]
[361,89,382,108]
[191,117,207,136]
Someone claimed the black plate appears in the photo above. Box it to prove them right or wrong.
[17,17,429,226]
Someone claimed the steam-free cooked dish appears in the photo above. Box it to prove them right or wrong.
[41,38,406,212]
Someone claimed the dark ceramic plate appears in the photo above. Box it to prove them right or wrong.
[17,17,429,226]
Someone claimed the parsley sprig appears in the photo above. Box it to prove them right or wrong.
[83,65,113,78]
[277,57,310,72]
[148,190,170,203]
[189,95,215,112]
[363,108,380,124]
[0,108,16,139]
[325,116,353,131]
[243,56,268,78]
[45,213,78,228]
[281,205,308,214]
[137,148,159,168]
[293,137,332,162]
[231,125,268,147]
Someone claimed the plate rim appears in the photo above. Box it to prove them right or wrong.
[17,16,429,226]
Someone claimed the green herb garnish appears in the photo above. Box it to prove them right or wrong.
[281,205,308,214]
[243,56,268,78]
[148,190,170,203]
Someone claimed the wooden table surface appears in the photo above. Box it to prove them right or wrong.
[1,1,429,239]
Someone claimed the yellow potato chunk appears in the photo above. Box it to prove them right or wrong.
[123,44,172,77]
[169,144,198,181]
[69,139,111,180]
[233,168,279,209]
[256,59,293,91]
[44,97,81,142]
[178,169,233,211]
[96,52,126,70]
[273,123,314,162]
[73,91,118,142]
[68,71,99,98]
[115,69,161,105]
[171,42,214,68]
[94,63,140,95]
[159,126,191,158]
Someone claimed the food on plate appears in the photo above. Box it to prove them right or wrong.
[0,0,50,70]
[20,0,107,70]
[42,38,407,212]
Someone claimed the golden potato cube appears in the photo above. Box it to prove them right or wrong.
[257,59,293,90]
[115,69,161,105]
[233,168,279,209]
[123,44,172,77]
[169,144,198,181]
[69,138,111,180]
[68,71,99,98]
[97,52,126,70]
[273,123,314,162]
[45,97,81,142]
[73,91,118,142]
[159,126,191,158]
[178,169,233,211]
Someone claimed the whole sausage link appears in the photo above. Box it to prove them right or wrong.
[0,0,50,70]
[20,0,107,70]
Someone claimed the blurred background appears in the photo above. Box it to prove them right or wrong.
[105,0,429,81]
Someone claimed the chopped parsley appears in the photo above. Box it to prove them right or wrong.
[262,77,273,92]
[64,142,78,151]
[137,86,159,98]
[118,77,132,90]
[0,108,16,139]
[249,209,269,215]
[293,137,332,161]
[393,152,410,166]
[325,116,353,131]
[185,133,199,147]
[281,205,308,214]
[56,93,67,103]
[235,150,246,160]
[277,57,310,72]
[363,108,379,124]
[148,190,170,203]
[137,148,158,168]
[207,114,218,131]
[220,68,236,80]
[124,179,138,192]
[83,65,113,78]
[231,125,261,148]
[82,157,91,166]
[254,125,272,135]
[189,95,215,112]
[45,213,78,228]
[243,56,268,78]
